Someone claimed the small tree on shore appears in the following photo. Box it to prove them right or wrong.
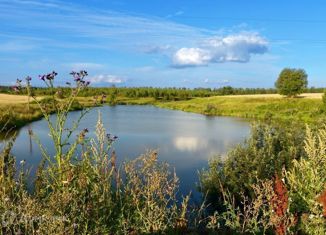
[275,68,308,97]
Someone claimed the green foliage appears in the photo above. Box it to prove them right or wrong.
[3,85,279,100]
[203,124,326,234]
[200,122,306,208]
[275,68,308,97]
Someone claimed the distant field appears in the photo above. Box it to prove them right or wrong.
[0,94,34,104]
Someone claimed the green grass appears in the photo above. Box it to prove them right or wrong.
[157,95,326,123]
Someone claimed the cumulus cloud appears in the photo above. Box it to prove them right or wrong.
[90,74,125,84]
[172,33,268,68]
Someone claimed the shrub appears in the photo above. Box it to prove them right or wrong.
[206,125,326,234]
[200,122,306,210]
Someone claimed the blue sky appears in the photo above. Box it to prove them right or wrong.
[0,0,326,88]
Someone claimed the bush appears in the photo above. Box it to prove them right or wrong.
[275,68,308,97]
[200,122,306,209]
[204,126,326,234]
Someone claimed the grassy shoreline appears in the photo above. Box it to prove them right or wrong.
[157,93,325,124]
[0,93,325,133]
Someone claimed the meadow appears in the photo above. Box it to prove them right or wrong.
[158,93,325,124]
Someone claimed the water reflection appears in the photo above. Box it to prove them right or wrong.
[0,105,250,196]
[173,136,207,152]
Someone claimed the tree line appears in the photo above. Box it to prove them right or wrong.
[2,85,323,100]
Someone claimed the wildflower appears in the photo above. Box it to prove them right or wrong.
[12,85,20,92]
[39,75,46,81]
[20,159,26,165]
[46,71,57,80]
[107,134,118,143]
[83,128,89,133]
[25,76,32,81]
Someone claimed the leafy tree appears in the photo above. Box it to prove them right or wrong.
[275,68,308,97]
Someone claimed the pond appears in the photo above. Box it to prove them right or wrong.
[2,105,250,199]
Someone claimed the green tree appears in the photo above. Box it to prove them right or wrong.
[275,68,308,97]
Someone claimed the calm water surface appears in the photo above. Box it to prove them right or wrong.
[3,105,250,198]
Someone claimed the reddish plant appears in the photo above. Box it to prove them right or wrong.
[271,175,289,235]
[317,188,326,217]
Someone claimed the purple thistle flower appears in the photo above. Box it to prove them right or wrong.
[25,76,32,81]
[106,133,118,143]
[12,85,20,92]
[39,75,46,81]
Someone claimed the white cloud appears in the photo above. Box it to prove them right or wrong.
[173,48,211,67]
[172,32,268,67]
[173,136,207,151]
[67,62,105,71]
[90,74,125,84]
